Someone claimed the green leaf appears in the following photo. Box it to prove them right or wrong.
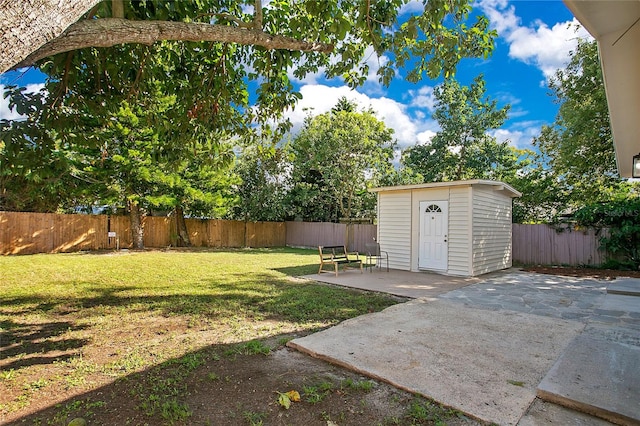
[278,392,291,409]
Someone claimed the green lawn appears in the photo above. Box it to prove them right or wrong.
[0,248,402,423]
[0,247,397,324]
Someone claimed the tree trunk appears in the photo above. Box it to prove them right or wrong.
[174,206,191,247]
[0,0,101,74]
[128,199,144,249]
[456,144,467,180]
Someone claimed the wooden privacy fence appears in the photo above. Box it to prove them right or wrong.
[285,221,377,253]
[512,224,608,266]
[288,223,611,266]
[0,211,285,255]
[289,223,611,265]
[1,212,611,266]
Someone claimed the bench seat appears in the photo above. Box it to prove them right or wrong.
[318,245,363,276]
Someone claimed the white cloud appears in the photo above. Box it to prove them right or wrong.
[399,0,424,16]
[288,46,391,94]
[478,0,592,79]
[0,83,45,121]
[407,86,436,111]
[490,122,542,150]
[285,84,440,150]
[416,130,436,145]
[479,0,517,34]
[508,19,590,78]
[370,97,418,147]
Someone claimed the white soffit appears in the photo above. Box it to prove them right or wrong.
[564,0,640,178]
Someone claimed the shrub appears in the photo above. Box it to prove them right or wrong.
[574,199,640,269]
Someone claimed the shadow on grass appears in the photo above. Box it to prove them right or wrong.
[0,273,395,325]
[0,319,90,370]
[271,264,320,277]
[0,272,398,378]
[2,336,285,426]
[0,250,412,425]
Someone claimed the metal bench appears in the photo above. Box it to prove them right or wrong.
[318,245,363,276]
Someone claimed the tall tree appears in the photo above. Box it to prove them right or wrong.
[231,145,290,222]
[151,147,239,246]
[33,35,254,248]
[288,99,396,222]
[402,75,515,182]
[533,38,630,206]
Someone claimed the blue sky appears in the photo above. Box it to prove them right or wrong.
[282,0,591,153]
[0,0,591,155]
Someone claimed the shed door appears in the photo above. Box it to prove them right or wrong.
[419,201,448,271]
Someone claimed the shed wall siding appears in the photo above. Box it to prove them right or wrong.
[378,192,412,270]
[447,187,471,276]
[472,187,513,275]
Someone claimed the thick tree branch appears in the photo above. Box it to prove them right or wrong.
[0,0,101,74]
[13,18,334,69]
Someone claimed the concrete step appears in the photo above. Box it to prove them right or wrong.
[537,333,640,425]
[607,278,640,297]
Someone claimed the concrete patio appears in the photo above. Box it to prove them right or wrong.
[304,267,484,299]
[292,269,640,425]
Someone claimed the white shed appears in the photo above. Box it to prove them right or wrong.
[370,180,522,277]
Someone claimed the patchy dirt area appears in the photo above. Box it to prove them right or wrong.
[522,265,640,280]
[3,336,482,426]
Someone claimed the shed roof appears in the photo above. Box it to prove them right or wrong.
[370,179,522,198]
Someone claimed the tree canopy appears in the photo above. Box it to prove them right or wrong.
[401,75,518,182]
[533,39,621,204]
[288,98,396,222]
[1,0,502,247]
[231,145,289,222]
[532,37,638,214]
[2,0,496,87]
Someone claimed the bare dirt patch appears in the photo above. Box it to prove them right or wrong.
[522,265,640,280]
[2,334,482,426]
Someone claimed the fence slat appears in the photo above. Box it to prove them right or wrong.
[246,222,286,247]
[512,224,607,266]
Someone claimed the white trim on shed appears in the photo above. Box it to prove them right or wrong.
[371,180,521,277]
